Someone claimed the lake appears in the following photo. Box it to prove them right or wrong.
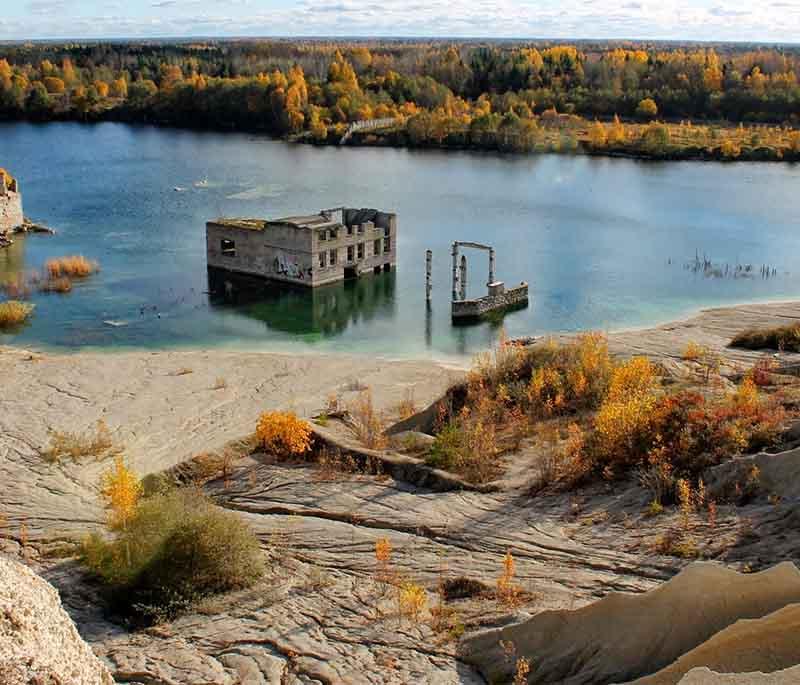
[2,121,800,359]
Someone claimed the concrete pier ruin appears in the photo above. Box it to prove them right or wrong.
[450,241,529,322]
[206,207,396,288]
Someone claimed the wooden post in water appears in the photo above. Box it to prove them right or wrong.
[425,250,432,302]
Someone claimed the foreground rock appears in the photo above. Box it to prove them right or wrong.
[460,562,800,685]
[678,665,800,684]
[632,603,800,684]
[0,556,113,685]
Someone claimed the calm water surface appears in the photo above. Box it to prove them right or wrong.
[2,121,800,359]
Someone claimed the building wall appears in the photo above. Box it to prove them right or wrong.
[206,222,314,286]
[0,190,23,233]
[207,208,397,288]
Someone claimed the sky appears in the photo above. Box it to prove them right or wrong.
[2,0,799,43]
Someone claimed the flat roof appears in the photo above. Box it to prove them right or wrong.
[210,213,340,232]
[273,214,339,230]
[209,218,267,231]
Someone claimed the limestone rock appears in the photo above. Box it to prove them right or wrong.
[0,556,113,685]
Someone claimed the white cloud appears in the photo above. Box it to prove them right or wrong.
[3,0,799,41]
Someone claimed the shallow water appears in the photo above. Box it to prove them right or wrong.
[2,121,800,358]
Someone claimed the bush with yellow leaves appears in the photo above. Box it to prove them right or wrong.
[255,411,312,456]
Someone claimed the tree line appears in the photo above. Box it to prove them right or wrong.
[1,40,798,157]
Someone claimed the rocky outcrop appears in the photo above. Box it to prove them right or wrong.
[0,556,113,685]
[459,562,800,685]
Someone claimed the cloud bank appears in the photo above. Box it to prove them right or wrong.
[4,0,799,42]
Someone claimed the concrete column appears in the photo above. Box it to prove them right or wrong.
[451,242,459,301]
[460,255,467,301]
[489,248,496,286]
[425,250,432,302]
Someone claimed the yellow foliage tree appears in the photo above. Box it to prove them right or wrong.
[100,456,142,530]
[588,120,608,148]
[636,97,658,119]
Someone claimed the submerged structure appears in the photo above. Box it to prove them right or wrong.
[0,168,24,239]
[448,241,529,321]
[206,207,397,288]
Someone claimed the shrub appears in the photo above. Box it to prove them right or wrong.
[255,411,312,456]
[39,276,72,293]
[426,413,499,483]
[81,488,264,623]
[588,378,782,478]
[41,419,121,463]
[526,334,614,416]
[45,255,99,279]
[682,341,703,361]
[496,550,522,609]
[731,323,800,353]
[397,581,427,621]
[349,389,387,449]
[0,300,34,329]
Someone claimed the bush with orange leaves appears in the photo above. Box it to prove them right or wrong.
[255,411,312,456]
[583,373,783,482]
[526,333,614,416]
[45,255,99,279]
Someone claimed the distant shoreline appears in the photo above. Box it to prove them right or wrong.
[3,115,799,164]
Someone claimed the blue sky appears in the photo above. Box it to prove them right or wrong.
[2,0,798,42]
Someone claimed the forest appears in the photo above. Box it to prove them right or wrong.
[1,40,799,159]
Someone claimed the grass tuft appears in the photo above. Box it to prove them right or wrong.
[0,300,34,329]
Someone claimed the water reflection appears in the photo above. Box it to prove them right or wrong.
[208,266,397,338]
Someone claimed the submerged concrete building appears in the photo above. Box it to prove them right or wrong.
[206,207,397,287]
[0,169,23,237]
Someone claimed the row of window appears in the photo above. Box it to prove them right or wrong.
[318,238,392,269]
[319,224,392,242]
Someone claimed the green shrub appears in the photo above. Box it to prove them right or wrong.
[82,488,264,623]
[731,323,800,352]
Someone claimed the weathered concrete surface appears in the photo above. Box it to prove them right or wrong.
[0,556,113,685]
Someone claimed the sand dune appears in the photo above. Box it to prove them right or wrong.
[630,603,800,684]
[460,562,800,685]
[678,664,800,684]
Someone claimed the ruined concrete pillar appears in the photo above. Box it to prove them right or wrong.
[460,255,467,301]
[425,249,432,302]
[451,242,459,301]
[489,248,496,286]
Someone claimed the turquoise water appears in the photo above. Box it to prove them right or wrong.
[2,121,800,359]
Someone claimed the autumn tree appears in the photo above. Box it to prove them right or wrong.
[588,120,608,148]
[636,97,658,119]
[100,456,142,530]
